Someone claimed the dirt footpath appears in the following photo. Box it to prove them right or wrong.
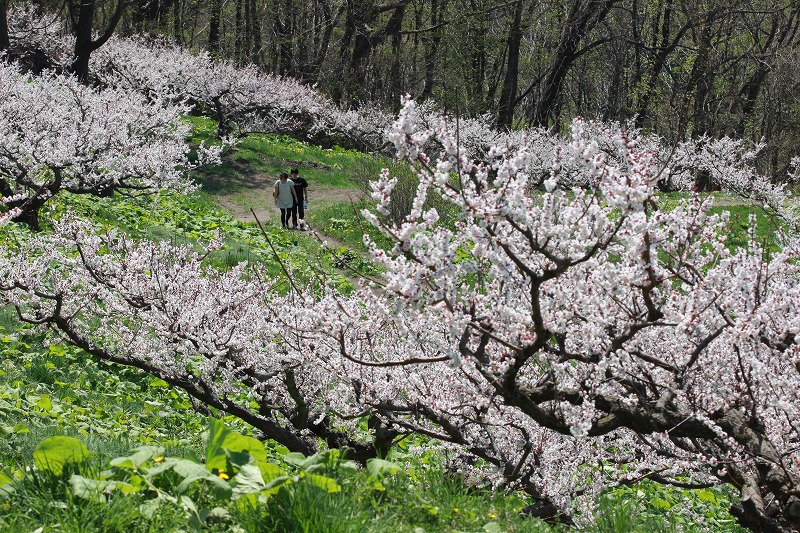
[202,171,365,224]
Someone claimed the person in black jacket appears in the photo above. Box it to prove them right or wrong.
[289,168,309,230]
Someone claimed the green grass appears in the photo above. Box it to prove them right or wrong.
[708,204,782,251]
[185,115,367,192]
[309,200,388,251]
[0,308,745,532]
[1,472,189,532]
[0,328,213,461]
[0,124,766,533]
[37,188,358,289]
[657,192,783,251]
[589,480,745,532]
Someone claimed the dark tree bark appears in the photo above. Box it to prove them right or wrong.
[337,0,410,102]
[297,2,310,79]
[157,0,172,26]
[633,0,689,128]
[349,6,372,69]
[275,0,294,75]
[420,0,446,101]
[172,0,181,43]
[465,0,487,111]
[735,2,800,135]
[207,0,223,55]
[689,24,713,139]
[385,2,407,106]
[306,0,338,82]
[0,0,10,52]
[234,0,245,62]
[69,0,127,83]
[529,0,618,128]
[249,0,261,65]
[132,0,158,30]
[496,0,525,129]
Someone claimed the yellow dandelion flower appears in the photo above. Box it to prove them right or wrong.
[453,507,459,514]
[154,456,164,463]
[218,471,230,480]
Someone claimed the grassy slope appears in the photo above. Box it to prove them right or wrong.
[0,125,759,532]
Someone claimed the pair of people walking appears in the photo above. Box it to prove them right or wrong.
[273,168,309,230]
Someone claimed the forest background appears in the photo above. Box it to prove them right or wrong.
[1,1,800,531]
[2,0,798,182]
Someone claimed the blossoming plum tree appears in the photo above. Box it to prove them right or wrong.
[0,62,220,229]
[88,35,556,157]
[91,36,332,139]
[354,100,800,531]
[2,97,800,531]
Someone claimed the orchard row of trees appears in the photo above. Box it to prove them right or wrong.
[2,0,798,176]
[3,93,800,531]
[3,4,800,531]
[3,19,795,230]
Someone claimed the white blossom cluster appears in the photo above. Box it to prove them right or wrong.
[5,4,70,63]
[2,97,799,528]
[351,99,800,526]
[87,36,556,162]
[2,8,799,525]
[89,36,330,139]
[0,61,221,223]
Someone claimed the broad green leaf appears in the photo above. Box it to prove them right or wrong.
[339,460,359,474]
[235,493,259,511]
[205,419,267,473]
[298,449,337,472]
[48,344,68,357]
[208,507,230,519]
[305,473,341,493]
[422,504,439,516]
[652,497,672,510]
[368,478,385,491]
[228,450,255,469]
[180,494,198,514]
[0,424,27,436]
[33,436,91,476]
[172,460,233,499]
[145,457,183,477]
[117,481,140,495]
[264,475,292,491]
[170,459,209,480]
[0,470,16,499]
[70,475,114,503]
[483,522,504,533]
[257,462,285,482]
[109,446,164,470]
[282,452,307,467]
[697,489,717,502]
[366,458,401,478]
[231,464,265,496]
[35,395,52,411]
[139,499,161,518]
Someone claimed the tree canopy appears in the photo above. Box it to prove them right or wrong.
[1,3,800,530]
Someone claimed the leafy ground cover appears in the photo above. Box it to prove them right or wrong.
[2,433,542,532]
[0,125,765,532]
[0,338,547,532]
[0,336,747,532]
